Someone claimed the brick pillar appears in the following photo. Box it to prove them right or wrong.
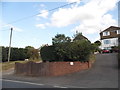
[88,61,91,68]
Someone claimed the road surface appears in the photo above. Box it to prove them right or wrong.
[1,79,63,88]
[2,53,118,88]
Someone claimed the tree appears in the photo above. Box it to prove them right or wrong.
[67,40,92,61]
[73,32,89,42]
[94,40,101,46]
[52,34,71,45]
[25,46,34,59]
[40,46,57,62]
[2,47,27,62]
[2,47,9,62]
[31,49,39,60]
[54,42,69,61]
[41,33,94,62]
[25,46,39,60]
[91,40,102,53]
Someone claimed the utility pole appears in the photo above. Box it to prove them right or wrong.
[8,28,13,62]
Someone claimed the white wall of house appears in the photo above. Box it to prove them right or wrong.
[100,38,118,49]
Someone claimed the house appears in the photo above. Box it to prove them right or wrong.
[100,26,120,50]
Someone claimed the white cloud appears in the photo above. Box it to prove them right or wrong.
[71,14,117,34]
[40,4,45,7]
[2,24,23,32]
[36,24,46,29]
[101,14,117,27]
[37,10,49,18]
[49,0,118,34]
[35,22,50,29]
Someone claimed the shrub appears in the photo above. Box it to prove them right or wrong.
[67,40,92,61]
[40,46,57,62]
[40,40,92,62]
[2,47,28,62]
[40,33,93,62]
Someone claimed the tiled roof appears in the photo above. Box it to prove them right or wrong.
[100,26,120,33]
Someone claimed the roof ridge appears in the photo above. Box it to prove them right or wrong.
[101,26,120,33]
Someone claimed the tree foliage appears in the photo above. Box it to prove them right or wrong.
[40,33,93,62]
[94,40,101,46]
[73,33,89,42]
[25,46,39,60]
[52,34,71,45]
[91,40,102,53]
[2,46,40,62]
[40,46,57,62]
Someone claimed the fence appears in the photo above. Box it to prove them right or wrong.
[15,61,92,76]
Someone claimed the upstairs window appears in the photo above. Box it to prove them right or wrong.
[103,31,110,36]
[117,30,120,34]
[111,30,117,33]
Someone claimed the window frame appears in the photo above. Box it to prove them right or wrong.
[104,40,111,44]
[117,30,120,34]
[103,31,110,36]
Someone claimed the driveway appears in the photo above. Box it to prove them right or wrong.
[2,53,118,88]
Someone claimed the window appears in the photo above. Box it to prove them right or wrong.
[111,30,117,33]
[117,30,120,34]
[104,40,111,44]
[103,31,110,36]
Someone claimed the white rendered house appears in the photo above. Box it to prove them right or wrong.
[100,26,120,50]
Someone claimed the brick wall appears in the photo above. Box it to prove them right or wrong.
[15,61,92,76]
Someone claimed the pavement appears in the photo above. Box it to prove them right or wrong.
[2,53,119,88]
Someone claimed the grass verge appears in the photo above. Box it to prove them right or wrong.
[1,59,42,71]
[89,54,96,63]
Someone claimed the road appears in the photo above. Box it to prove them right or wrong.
[2,53,118,88]
[1,79,62,88]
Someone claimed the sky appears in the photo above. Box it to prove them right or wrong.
[1,0,120,49]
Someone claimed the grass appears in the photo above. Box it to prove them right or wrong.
[2,61,15,71]
[1,59,42,71]
[89,54,96,63]
[0,63,2,72]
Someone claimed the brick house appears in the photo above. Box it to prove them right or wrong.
[100,26,120,49]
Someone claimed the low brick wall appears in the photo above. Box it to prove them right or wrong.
[15,61,92,76]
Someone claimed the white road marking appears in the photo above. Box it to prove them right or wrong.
[53,85,68,88]
[64,84,87,88]
[1,79,87,88]
[2,79,44,86]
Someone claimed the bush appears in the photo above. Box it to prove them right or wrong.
[40,46,57,62]
[2,47,9,62]
[67,40,91,61]
[40,33,93,62]
[2,46,40,62]
[40,40,92,62]
[2,47,27,62]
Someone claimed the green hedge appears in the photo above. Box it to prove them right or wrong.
[2,47,27,62]
[40,40,92,62]
[67,40,91,61]
[40,46,57,62]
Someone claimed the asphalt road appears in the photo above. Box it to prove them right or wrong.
[1,79,61,88]
[2,53,118,88]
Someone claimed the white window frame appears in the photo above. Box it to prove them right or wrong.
[104,40,111,44]
[117,30,120,34]
[103,31,110,36]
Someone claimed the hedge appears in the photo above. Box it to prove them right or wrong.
[2,47,27,62]
[40,46,57,62]
[40,40,92,62]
